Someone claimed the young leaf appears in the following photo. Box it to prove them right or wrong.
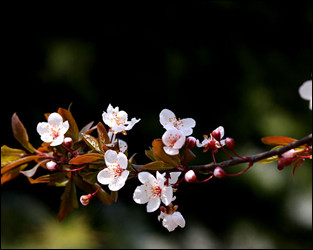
[261,136,297,146]
[69,153,104,165]
[1,155,41,175]
[97,122,111,151]
[57,175,79,222]
[152,139,181,167]
[58,108,80,142]
[1,145,27,167]
[138,161,176,172]
[82,133,101,152]
[1,164,29,185]
[11,113,36,153]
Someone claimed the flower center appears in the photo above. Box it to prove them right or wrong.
[49,124,60,139]
[166,133,181,147]
[113,116,126,126]
[152,185,162,197]
[169,116,184,127]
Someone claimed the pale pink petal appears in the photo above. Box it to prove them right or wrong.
[161,186,173,206]
[37,122,49,135]
[299,80,312,100]
[50,135,64,146]
[147,196,161,212]
[105,150,118,164]
[117,152,128,169]
[48,112,64,125]
[163,146,180,155]
[97,168,112,185]
[160,109,176,127]
[133,185,150,204]
[138,172,156,184]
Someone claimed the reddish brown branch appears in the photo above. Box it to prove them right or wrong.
[186,133,312,172]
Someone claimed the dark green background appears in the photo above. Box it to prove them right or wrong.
[2,2,312,248]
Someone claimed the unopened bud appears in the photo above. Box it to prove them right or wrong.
[277,157,293,170]
[225,137,235,150]
[80,194,92,206]
[186,136,197,149]
[213,167,227,178]
[281,149,296,159]
[212,129,221,141]
[184,170,197,183]
[46,161,58,171]
[63,137,73,146]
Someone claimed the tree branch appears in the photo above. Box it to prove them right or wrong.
[186,133,312,172]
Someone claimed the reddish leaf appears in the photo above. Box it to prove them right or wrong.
[261,136,297,146]
[57,175,79,222]
[26,171,67,184]
[97,122,111,151]
[152,139,181,167]
[58,108,80,142]
[138,161,176,171]
[1,164,28,185]
[69,153,104,165]
[1,155,41,175]
[11,113,36,153]
[82,133,101,152]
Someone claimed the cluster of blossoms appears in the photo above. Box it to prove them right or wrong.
[2,77,311,233]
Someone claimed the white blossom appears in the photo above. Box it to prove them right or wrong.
[158,211,186,232]
[160,109,196,136]
[97,150,129,191]
[102,104,140,134]
[133,171,173,213]
[36,112,69,146]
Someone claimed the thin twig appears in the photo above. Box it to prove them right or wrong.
[186,134,312,172]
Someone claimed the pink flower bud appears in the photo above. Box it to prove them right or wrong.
[80,194,92,206]
[277,157,293,170]
[186,136,197,149]
[184,170,197,183]
[225,137,235,150]
[63,137,73,146]
[281,149,296,159]
[213,167,227,178]
[212,129,221,141]
[46,161,58,171]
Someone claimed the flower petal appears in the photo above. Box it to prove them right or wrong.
[105,150,118,165]
[50,135,64,146]
[299,80,312,100]
[138,172,156,184]
[163,146,180,156]
[147,196,161,212]
[160,109,176,127]
[161,186,173,206]
[37,122,49,135]
[97,168,112,185]
[133,185,150,204]
[117,152,128,169]
[48,112,64,125]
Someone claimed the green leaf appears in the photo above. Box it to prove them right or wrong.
[11,113,36,153]
[152,139,181,167]
[81,133,102,152]
[1,145,27,167]
[57,175,79,222]
[138,161,176,172]
[58,108,80,142]
[69,153,104,165]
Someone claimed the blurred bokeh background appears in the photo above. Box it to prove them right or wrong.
[1,2,312,249]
